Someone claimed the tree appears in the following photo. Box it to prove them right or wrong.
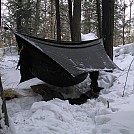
[68,0,81,42]
[96,0,102,37]
[23,0,33,35]
[0,76,9,132]
[102,0,114,60]
[49,0,55,39]
[34,0,41,36]
[5,0,134,46]
[81,0,97,35]
[55,0,61,41]
[0,0,1,27]
[68,0,73,41]
[60,1,70,40]
[122,0,127,45]
[114,0,123,46]
[16,0,22,32]
[128,0,133,43]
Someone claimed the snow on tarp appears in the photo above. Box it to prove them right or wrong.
[15,33,119,87]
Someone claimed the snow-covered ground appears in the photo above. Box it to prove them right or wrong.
[1,35,134,134]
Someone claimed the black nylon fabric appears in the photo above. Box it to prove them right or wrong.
[15,33,118,87]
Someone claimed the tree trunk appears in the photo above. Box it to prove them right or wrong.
[0,76,9,129]
[24,0,32,35]
[34,0,41,36]
[122,1,126,45]
[128,0,133,43]
[72,0,81,42]
[43,0,47,38]
[55,0,61,41]
[0,0,1,27]
[102,0,114,60]
[96,0,102,37]
[16,0,22,32]
[68,0,73,41]
[50,0,55,39]
[114,21,117,46]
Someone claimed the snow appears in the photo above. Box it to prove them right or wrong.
[81,33,98,41]
[0,98,16,134]
[1,35,134,134]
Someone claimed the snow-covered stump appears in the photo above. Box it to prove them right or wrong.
[0,76,9,132]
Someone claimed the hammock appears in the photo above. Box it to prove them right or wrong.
[15,32,118,87]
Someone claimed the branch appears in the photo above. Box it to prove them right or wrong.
[122,57,134,97]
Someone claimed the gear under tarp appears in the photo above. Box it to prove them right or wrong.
[15,33,118,87]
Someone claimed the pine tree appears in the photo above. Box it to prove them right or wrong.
[81,0,97,35]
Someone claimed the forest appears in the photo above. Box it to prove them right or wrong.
[1,0,134,47]
[0,0,134,134]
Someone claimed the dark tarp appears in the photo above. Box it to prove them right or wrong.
[15,33,118,87]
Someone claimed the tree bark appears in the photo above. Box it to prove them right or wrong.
[68,0,73,41]
[128,0,133,43]
[122,1,126,45]
[72,0,81,42]
[96,0,102,37]
[24,0,32,35]
[50,0,55,39]
[102,0,114,60]
[0,0,1,27]
[55,0,61,41]
[16,0,22,32]
[0,76,9,129]
[34,0,41,36]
